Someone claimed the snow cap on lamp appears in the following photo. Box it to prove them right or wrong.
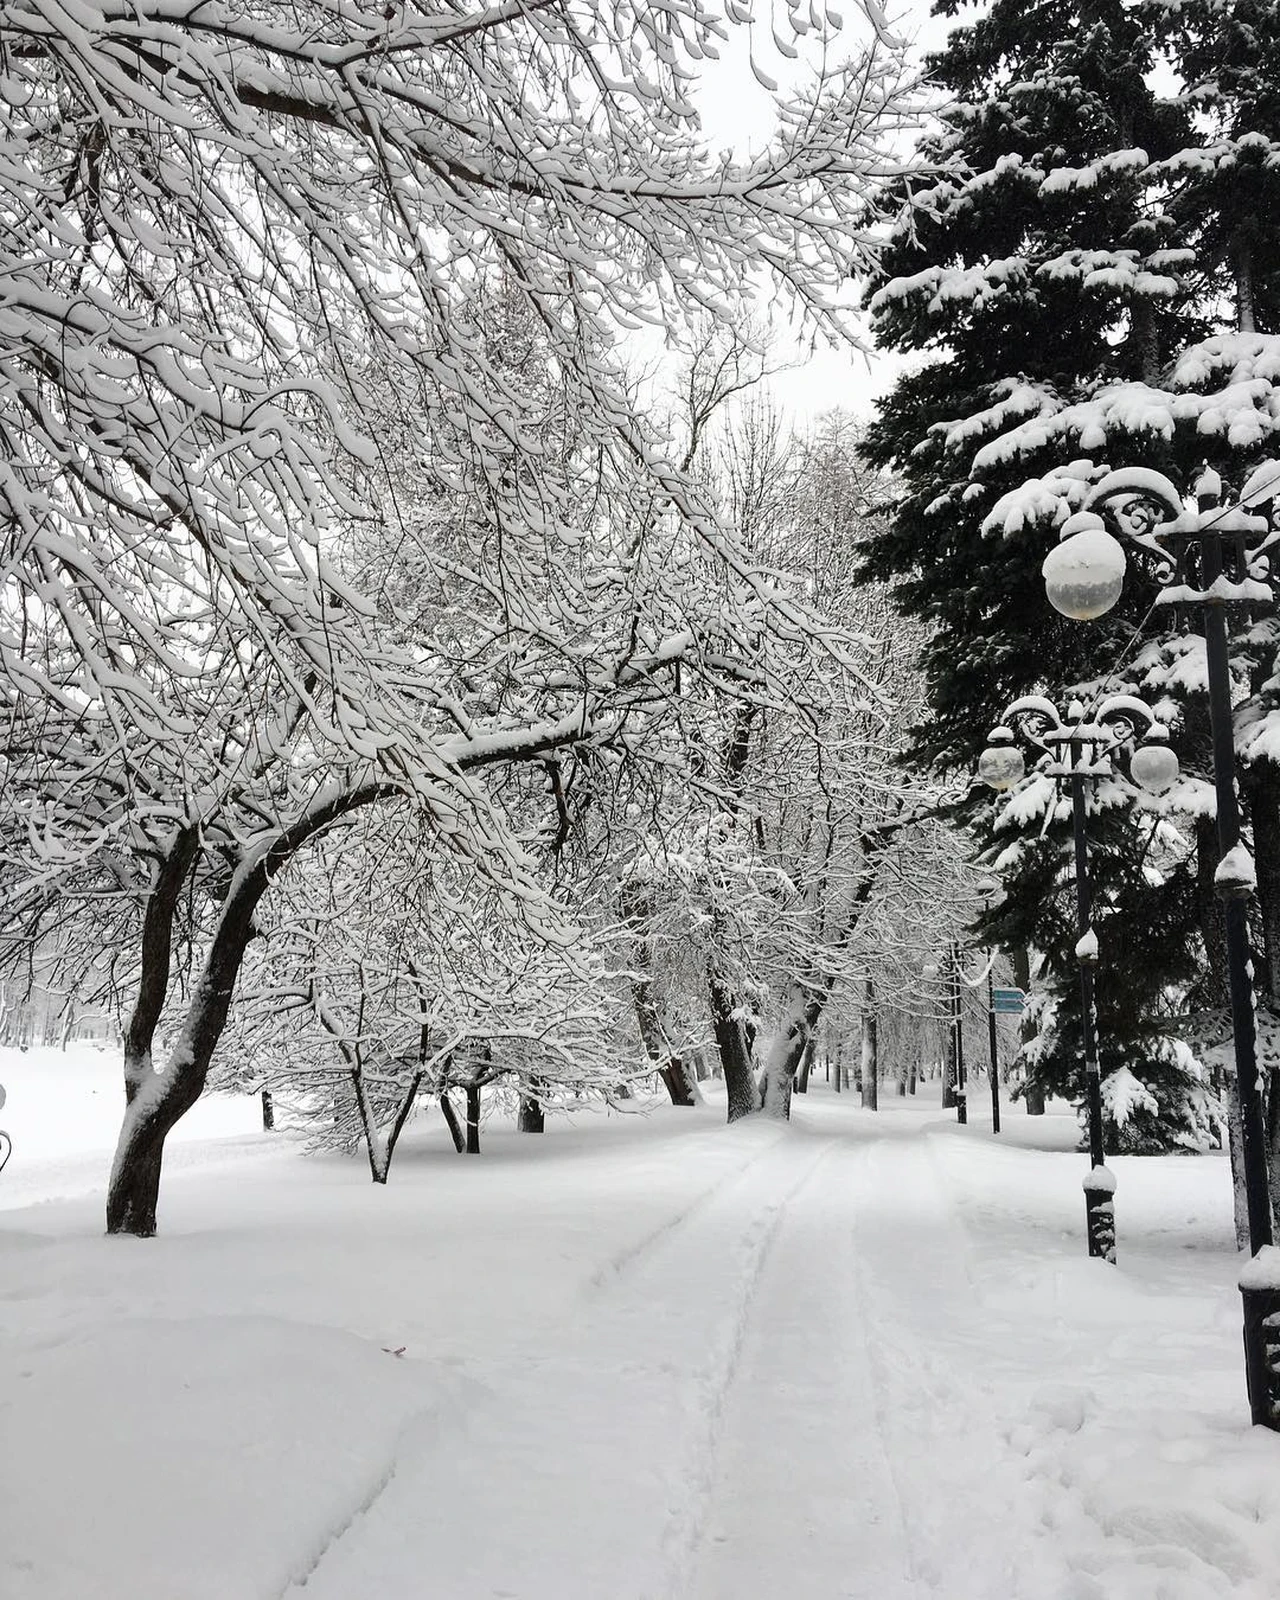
[1043,511,1126,620]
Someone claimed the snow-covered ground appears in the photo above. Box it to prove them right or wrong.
[1,1045,1277,1599]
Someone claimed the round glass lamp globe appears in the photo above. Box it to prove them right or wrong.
[1131,741,1179,796]
[978,744,1025,790]
[1042,528,1127,620]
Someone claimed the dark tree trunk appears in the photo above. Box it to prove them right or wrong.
[518,1092,545,1133]
[106,1114,170,1237]
[466,1084,481,1153]
[1196,813,1230,991]
[657,1061,696,1106]
[1244,762,1280,1222]
[349,1064,421,1184]
[708,958,758,1122]
[108,784,392,1235]
[860,983,878,1111]
[440,1091,465,1152]
[1022,1080,1046,1116]
[941,1023,957,1110]
[795,1038,816,1094]
[1232,230,1257,335]
[1194,811,1253,1241]
[624,883,696,1106]
[260,1088,275,1131]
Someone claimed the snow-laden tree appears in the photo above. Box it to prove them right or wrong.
[603,402,965,1120]
[861,0,1196,770]
[220,807,644,1179]
[856,0,1280,1150]
[979,736,1215,1151]
[0,0,926,1232]
[1151,0,1280,334]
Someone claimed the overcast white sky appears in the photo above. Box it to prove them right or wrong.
[682,0,945,428]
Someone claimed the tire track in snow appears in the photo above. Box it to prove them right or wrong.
[276,1370,484,1599]
[844,1138,934,1599]
[656,1135,841,1599]
[679,1132,926,1600]
[585,1126,791,1294]
[288,1126,839,1600]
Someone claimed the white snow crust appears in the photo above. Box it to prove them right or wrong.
[2,1045,1278,1599]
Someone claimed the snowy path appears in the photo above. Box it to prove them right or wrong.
[283,1121,1095,1599]
[287,1123,833,1598]
[6,1064,1278,1600]
[685,1133,919,1600]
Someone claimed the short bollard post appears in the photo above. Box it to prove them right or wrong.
[1083,1164,1116,1264]
[1240,1249,1280,1429]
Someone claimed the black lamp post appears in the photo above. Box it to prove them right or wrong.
[922,954,966,1123]
[974,876,1003,1135]
[951,940,967,1125]
[1042,463,1280,1428]
[980,693,1178,1263]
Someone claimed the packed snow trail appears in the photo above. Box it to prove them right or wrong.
[284,1120,1088,1600]
[6,1065,1276,1600]
[285,1123,831,1599]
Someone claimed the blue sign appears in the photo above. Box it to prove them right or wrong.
[991,988,1026,1015]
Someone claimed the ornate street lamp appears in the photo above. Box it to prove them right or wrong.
[981,694,1177,1263]
[1042,462,1280,1429]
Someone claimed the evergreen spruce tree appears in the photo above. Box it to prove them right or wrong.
[959,3,1280,1191]
[861,0,1216,1147]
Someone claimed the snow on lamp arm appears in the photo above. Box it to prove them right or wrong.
[1044,461,1280,619]
[1043,460,1280,1431]
[978,689,1173,1267]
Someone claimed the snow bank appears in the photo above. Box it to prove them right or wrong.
[2,1083,1278,1598]
[2,1317,457,1600]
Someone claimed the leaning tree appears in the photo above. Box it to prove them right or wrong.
[0,0,925,1231]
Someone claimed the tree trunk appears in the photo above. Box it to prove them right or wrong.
[758,985,830,1117]
[440,1091,465,1152]
[466,1084,481,1153]
[1012,945,1044,1114]
[1232,229,1257,335]
[1192,813,1256,1224]
[348,1061,422,1184]
[657,1061,697,1106]
[795,1037,815,1095]
[518,1091,545,1133]
[108,783,392,1235]
[941,1025,957,1110]
[106,1113,171,1237]
[624,884,696,1106]
[708,957,758,1122]
[1243,762,1280,1222]
[1227,1076,1251,1251]
[260,1087,275,1131]
[860,987,878,1111]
